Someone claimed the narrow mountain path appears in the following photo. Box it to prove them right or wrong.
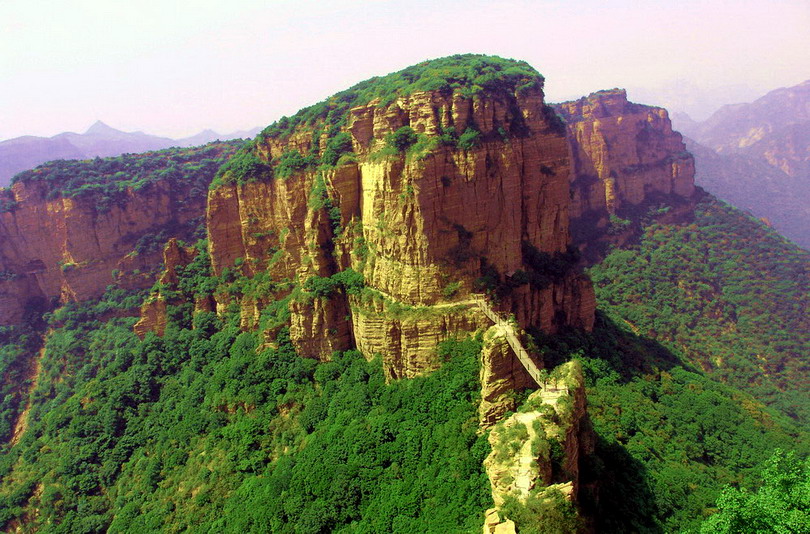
[10,344,45,446]
[471,294,545,385]
[358,288,544,385]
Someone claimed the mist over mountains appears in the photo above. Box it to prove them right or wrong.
[673,79,810,249]
[0,122,260,187]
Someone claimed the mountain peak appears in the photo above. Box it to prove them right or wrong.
[85,120,121,135]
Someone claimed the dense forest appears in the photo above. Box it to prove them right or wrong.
[589,196,810,425]
[0,196,807,532]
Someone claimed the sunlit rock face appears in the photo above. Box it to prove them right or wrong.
[207,82,595,377]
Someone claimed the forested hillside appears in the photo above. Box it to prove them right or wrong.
[1,227,806,533]
[589,194,810,424]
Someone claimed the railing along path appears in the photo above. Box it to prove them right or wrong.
[470,294,544,386]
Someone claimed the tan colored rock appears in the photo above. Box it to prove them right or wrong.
[134,297,167,338]
[133,239,198,338]
[483,361,593,529]
[350,294,489,379]
[289,295,353,360]
[555,89,696,252]
[0,175,206,325]
[479,325,536,427]
[493,520,517,534]
[206,83,596,375]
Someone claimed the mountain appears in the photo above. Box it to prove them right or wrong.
[687,80,810,155]
[0,55,806,533]
[175,126,262,148]
[0,142,240,324]
[0,122,261,187]
[675,80,810,248]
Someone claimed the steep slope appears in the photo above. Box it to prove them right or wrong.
[554,89,696,257]
[589,193,810,424]
[685,137,810,248]
[0,56,807,534]
[0,142,238,324]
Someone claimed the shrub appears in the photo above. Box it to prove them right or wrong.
[442,281,462,298]
[457,127,481,151]
[607,214,632,235]
[274,150,316,179]
[386,126,417,152]
[216,145,272,185]
[321,132,354,166]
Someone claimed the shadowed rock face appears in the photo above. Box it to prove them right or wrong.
[0,179,206,325]
[0,69,701,382]
[207,83,595,377]
[555,89,696,254]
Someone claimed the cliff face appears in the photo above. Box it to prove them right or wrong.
[555,90,695,251]
[0,143,235,325]
[207,83,595,377]
[133,239,200,338]
[0,181,203,324]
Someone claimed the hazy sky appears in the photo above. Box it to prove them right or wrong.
[1,0,808,140]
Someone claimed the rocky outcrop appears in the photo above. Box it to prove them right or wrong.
[555,90,696,253]
[483,361,593,533]
[207,80,596,377]
[0,180,205,325]
[133,239,198,338]
[478,323,538,427]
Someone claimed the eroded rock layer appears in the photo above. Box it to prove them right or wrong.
[555,89,696,250]
[0,180,205,324]
[206,82,596,376]
[483,361,593,532]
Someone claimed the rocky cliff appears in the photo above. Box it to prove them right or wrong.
[206,60,595,378]
[483,360,593,533]
[555,90,696,254]
[0,143,236,324]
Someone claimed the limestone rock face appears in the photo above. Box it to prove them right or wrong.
[350,296,490,380]
[207,84,596,376]
[555,89,696,249]
[478,325,536,427]
[289,295,354,360]
[134,239,198,338]
[0,179,205,325]
[483,361,593,532]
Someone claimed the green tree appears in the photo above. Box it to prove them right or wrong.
[699,450,810,533]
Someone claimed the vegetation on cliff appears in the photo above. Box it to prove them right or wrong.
[212,54,544,187]
[0,55,807,534]
[535,311,807,533]
[259,54,541,139]
[0,254,490,532]
[9,141,239,212]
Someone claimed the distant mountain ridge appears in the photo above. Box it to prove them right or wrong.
[0,121,261,187]
[672,79,810,249]
[678,79,810,156]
